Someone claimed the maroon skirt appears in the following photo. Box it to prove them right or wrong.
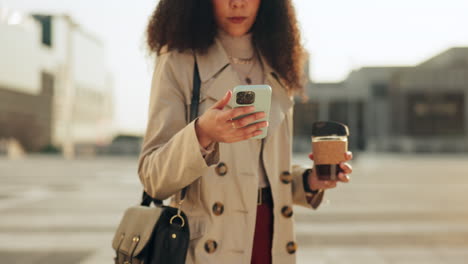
[250,201,273,264]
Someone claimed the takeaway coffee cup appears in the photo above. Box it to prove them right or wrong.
[311,121,350,181]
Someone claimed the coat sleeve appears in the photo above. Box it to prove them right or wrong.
[291,165,324,209]
[138,52,219,200]
[287,105,324,209]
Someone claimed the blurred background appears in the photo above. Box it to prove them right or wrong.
[0,0,467,263]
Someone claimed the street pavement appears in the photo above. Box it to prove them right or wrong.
[0,153,468,263]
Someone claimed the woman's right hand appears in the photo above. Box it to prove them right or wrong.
[195,90,268,147]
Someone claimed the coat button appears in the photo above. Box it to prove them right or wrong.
[281,206,293,218]
[212,202,224,216]
[204,240,218,254]
[286,241,297,254]
[280,171,292,184]
[215,162,228,176]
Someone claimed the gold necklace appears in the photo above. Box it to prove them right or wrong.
[228,55,255,65]
[244,57,256,84]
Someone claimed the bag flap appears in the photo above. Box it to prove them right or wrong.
[112,205,163,256]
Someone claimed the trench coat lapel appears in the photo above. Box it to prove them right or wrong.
[195,39,236,108]
[264,71,294,141]
[203,68,239,109]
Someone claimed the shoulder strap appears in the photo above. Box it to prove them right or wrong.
[141,59,202,207]
[190,61,201,122]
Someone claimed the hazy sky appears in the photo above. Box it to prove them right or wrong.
[3,0,468,134]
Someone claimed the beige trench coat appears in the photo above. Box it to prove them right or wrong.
[138,38,324,264]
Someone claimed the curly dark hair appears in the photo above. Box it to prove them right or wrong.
[146,0,306,93]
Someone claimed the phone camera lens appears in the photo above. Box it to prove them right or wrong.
[236,91,256,105]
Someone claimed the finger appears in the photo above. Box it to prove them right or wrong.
[219,105,255,122]
[322,181,337,189]
[339,162,353,174]
[337,172,350,183]
[229,119,237,130]
[234,111,266,128]
[212,90,232,110]
[344,151,353,161]
[237,121,268,139]
[250,129,264,139]
[227,121,267,142]
[229,129,263,142]
[314,180,334,189]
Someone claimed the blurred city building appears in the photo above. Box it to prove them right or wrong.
[294,47,468,153]
[0,8,114,154]
[97,134,143,156]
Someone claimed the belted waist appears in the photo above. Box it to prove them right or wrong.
[257,187,272,205]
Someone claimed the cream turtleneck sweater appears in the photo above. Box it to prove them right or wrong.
[217,30,264,85]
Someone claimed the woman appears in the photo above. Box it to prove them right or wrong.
[138,0,353,263]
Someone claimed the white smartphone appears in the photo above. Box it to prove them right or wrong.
[230,85,272,139]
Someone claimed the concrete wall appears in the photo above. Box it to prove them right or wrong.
[0,74,53,151]
[294,47,468,153]
[0,18,42,95]
[389,66,468,152]
[0,11,114,152]
[419,47,468,69]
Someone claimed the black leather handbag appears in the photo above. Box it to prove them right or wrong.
[112,60,202,264]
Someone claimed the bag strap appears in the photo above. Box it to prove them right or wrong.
[190,61,201,122]
[141,58,202,207]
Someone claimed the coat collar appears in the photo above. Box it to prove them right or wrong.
[195,37,288,88]
[194,38,293,103]
[195,38,231,83]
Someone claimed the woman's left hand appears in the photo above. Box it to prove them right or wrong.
[307,151,353,191]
